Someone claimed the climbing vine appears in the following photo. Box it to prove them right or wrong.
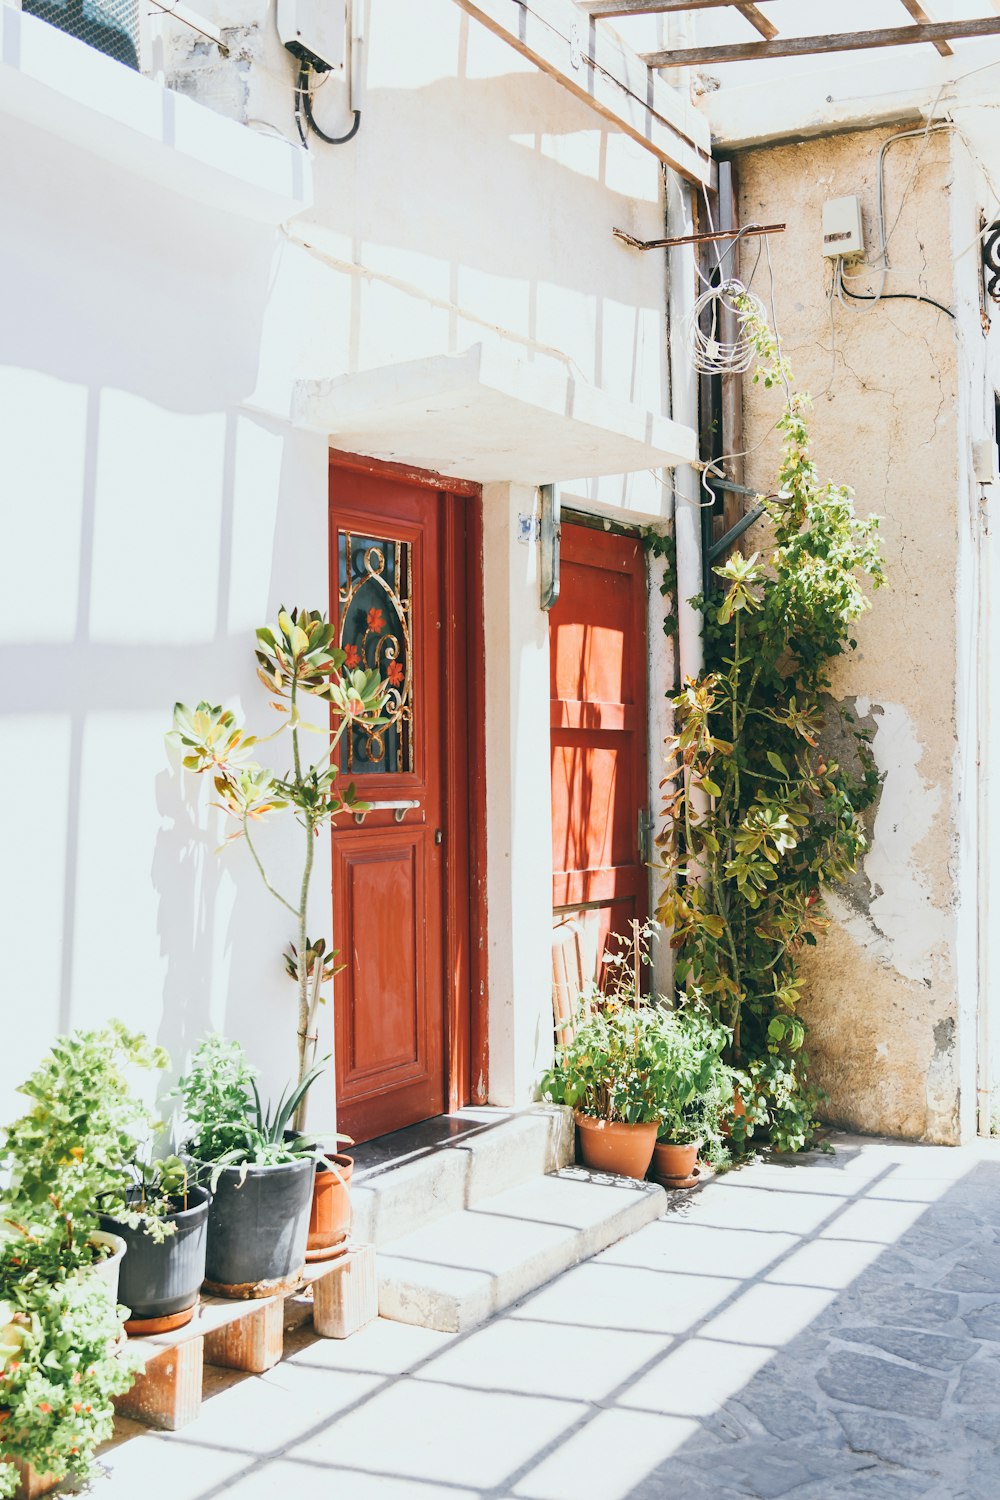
[654,298,885,1153]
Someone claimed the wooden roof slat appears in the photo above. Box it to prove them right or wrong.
[896,0,953,56]
[453,0,713,184]
[643,16,1000,66]
[579,0,779,14]
[736,4,778,41]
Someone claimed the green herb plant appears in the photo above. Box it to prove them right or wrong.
[173,1035,346,1188]
[0,1024,169,1270]
[652,295,884,1153]
[542,922,745,1141]
[171,608,388,1128]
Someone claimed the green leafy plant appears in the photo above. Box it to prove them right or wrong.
[0,1024,168,1270]
[170,607,389,1129]
[0,1272,137,1497]
[653,295,884,1153]
[653,1001,740,1165]
[104,1156,192,1244]
[173,1035,347,1188]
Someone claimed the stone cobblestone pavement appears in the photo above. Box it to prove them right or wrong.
[95,1135,1000,1499]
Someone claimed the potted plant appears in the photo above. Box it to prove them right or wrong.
[307,1151,353,1263]
[650,1002,739,1188]
[544,997,690,1180]
[173,1036,340,1297]
[0,1023,169,1292]
[97,1158,210,1334]
[0,1265,137,1499]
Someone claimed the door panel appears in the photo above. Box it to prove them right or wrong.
[550,522,649,987]
[329,469,449,1142]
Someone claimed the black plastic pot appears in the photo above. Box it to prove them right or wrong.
[189,1156,314,1298]
[99,1185,210,1322]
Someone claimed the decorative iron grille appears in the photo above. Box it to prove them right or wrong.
[23,0,140,70]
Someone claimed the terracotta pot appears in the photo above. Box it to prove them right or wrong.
[651,1139,701,1187]
[306,1154,353,1262]
[721,1086,748,1140]
[575,1115,658,1179]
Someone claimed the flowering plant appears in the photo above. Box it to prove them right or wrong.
[0,1023,168,1270]
[0,1271,137,1497]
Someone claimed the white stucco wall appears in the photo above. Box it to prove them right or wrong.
[0,4,686,1125]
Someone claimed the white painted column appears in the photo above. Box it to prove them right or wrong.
[481,482,555,1105]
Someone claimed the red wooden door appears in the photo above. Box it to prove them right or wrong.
[329,469,452,1142]
[550,522,649,978]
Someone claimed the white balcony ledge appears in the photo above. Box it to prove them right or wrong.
[293,344,697,486]
[0,6,312,223]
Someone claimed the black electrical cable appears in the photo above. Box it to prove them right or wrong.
[839,282,956,320]
[297,59,361,146]
[294,61,309,148]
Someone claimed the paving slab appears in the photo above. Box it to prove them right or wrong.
[90,1134,1000,1500]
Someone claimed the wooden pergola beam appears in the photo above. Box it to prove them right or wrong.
[643,16,1000,66]
[579,0,778,14]
[896,0,953,57]
[452,0,714,184]
[580,0,778,36]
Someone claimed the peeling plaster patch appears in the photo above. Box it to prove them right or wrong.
[827,699,949,985]
[926,1017,959,1143]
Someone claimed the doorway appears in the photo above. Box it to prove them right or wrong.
[328,460,484,1142]
[549,518,650,993]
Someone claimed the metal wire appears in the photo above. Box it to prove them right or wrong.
[23,0,140,69]
[689,279,769,375]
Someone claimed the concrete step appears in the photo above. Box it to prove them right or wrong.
[376,1166,667,1333]
[350,1105,575,1248]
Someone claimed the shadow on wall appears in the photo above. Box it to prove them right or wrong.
[0,113,322,1111]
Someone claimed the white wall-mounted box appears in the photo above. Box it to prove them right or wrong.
[822,195,865,258]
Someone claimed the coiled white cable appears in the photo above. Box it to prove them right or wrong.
[689,279,768,375]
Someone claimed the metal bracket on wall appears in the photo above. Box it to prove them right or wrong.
[705,476,768,568]
[540,483,562,612]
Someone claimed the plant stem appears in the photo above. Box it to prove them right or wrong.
[243,819,297,915]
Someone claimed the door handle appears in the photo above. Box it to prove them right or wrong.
[353,799,421,826]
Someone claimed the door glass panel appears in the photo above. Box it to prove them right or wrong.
[338,531,413,774]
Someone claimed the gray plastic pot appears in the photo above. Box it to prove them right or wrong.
[188,1155,314,1298]
[99,1185,210,1322]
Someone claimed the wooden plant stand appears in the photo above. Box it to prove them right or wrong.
[116,1243,377,1431]
[7,1243,378,1497]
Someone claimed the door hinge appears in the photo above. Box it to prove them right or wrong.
[638,809,654,865]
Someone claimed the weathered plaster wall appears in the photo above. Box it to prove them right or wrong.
[736,128,966,1141]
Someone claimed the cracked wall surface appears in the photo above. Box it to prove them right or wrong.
[736,128,962,1142]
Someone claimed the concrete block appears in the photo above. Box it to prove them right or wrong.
[377,1168,667,1333]
[203,1299,283,1374]
[114,1337,204,1431]
[312,1243,378,1339]
[351,1106,577,1248]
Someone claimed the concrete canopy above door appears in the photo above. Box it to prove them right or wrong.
[293,344,697,485]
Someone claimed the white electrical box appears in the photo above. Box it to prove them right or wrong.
[822,196,865,259]
[276,0,346,72]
